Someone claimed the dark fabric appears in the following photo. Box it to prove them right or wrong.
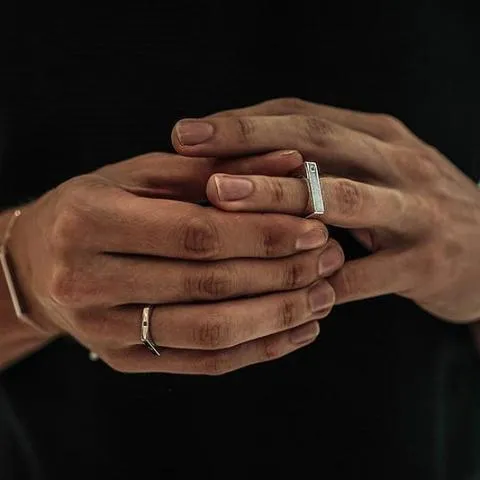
[0,386,38,480]
[0,2,479,479]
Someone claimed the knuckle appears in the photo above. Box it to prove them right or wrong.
[267,177,287,204]
[394,146,440,183]
[236,117,256,144]
[187,264,235,300]
[193,315,233,349]
[261,219,293,257]
[49,263,85,308]
[277,296,299,330]
[258,335,282,361]
[179,215,222,259]
[303,116,336,145]
[333,179,363,218]
[373,113,407,134]
[202,351,234,376]
[283,259,309,290]
[413,147,441,176]
[262,226,284,256]
[50,200,88,254]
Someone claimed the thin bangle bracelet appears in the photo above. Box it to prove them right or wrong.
[0,209,46,333]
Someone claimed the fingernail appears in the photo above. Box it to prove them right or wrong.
[305,310,331,321]
[318,246,342,275]
[176,120,214,145]
[215,176,254,201]
[295,224,327,251]
[309,281,334,313]
[290,321,320,345]
[280,150,300,156]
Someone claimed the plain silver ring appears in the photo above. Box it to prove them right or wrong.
[141,305,162,356]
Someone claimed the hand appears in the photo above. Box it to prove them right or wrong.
[172,98,480,323]
[8,151,344,374]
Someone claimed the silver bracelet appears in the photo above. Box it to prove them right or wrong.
[0,209,45,332]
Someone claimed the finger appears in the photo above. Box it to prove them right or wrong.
[172,115,396,179]
[95,151,303,203]
[207,98,415,143]
[329,249,415,304]
[215,149,304,177]
[83,242,342,307]
[88,279,334,349]
[207,173,411,230]
[77,184,328,259]
[102,320,320,375]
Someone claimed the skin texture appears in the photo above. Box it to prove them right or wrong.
[1,151,345,373]
[3,97,479,373]
[172,97,480,324]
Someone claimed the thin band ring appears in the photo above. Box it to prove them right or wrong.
[141,305,162,356]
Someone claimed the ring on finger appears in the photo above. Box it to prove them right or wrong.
[291,161,325,218]
[141,305,162,356]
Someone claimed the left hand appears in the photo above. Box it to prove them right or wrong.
[171,98,480,324]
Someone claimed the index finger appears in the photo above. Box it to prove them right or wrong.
[206,173,420,232]
[172,115,395,180]
[68,181,328,260]
[206,98,416,144]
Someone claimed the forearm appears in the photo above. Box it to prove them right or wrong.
[0,209,56,370]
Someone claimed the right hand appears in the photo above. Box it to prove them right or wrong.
[9,152,344,375]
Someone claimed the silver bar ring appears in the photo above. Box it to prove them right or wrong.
[141,305,162,356]
[291,161,325,218]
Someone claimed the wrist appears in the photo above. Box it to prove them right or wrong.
[2,205,59,337]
